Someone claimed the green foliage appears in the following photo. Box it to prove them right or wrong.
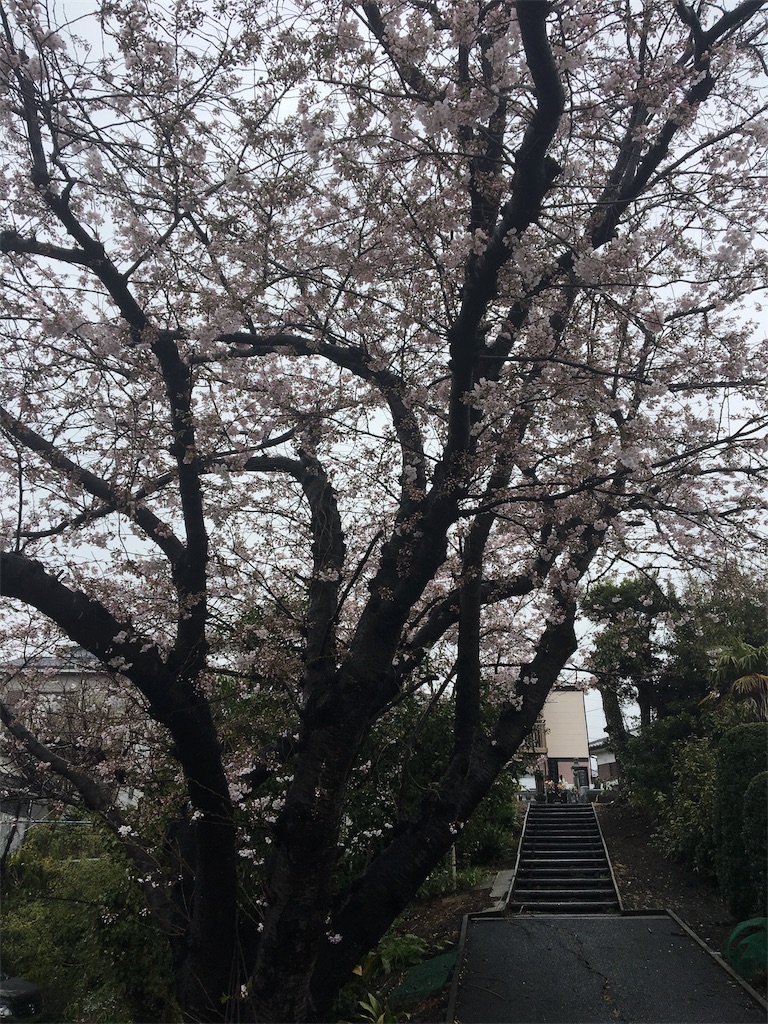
[620,713,696,812]
[336,694,521,885]
[415,865,487,902]
[585,569,768,732]
[455,769,519,868]
[714,723,768,920]
[340,992,411,1024]
[726,919,768,988]
[355,933,430,983]
[457,819,514,866]
[653,734,718,878]
[1,818,179,1023]
[707,641,768,722]
[621,704,753,884]
[582,575,673,727]
[658,571,768,718]
[742,773,768,916]
[587,571,768,912]
[334,926,435,1023]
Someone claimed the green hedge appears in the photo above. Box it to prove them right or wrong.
[742,771,768,917]
[714,723,768,919]
[654,734,718,879]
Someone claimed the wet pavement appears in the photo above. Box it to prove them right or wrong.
[448,912,768,1023]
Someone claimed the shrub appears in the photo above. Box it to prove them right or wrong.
[415,864,487,902]
[1,819,179,1023]
[742,772,768,916]
[334,928,433,1022]
[726,919,768,988]
[714,723,768,919]
[654,734,718,878]
[620,713,695,813]
[458,821,514,866]
[336,696,522,885]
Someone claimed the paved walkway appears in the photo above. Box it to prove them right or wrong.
[448,910,767,1023]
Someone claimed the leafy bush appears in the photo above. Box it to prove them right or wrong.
[458,820,514,866]
[653,734,718,878]
[334,928,433,1022]
[340,992,411,1024]
[415,864,488,902]
[621,705,759,894]
[620,713,696,812]
[714,723,768,919]
[356,932,430,981]
[742,772,768,916]
[1,819,179,1023]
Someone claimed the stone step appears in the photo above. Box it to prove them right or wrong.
[526,821,595,827]
[527,812,592,819]
[525,820,595,826]
[520,862,611,871]
[525,823,601,831]
[524,840,601,847]
[525,820,598,828]
[514,888,616,899]
[527,806,593,812]
[524,838,602,845]
[520,850,610,861]
[518,855,609,865]
[527,808,593,814]
[510,804,620,914]
[524,839,606,847]
[508,900,619,913]
[515,877,614,888]
[524,826,602,835]
[516,870,612,880]
[522,848,606,857]
[525,823,599,831]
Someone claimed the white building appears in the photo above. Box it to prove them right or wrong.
[0,648,142,855]
[520,686,592,790]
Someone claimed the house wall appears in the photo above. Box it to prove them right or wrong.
[0,797,49,858]
[519,688,592,790]
[541,688,591,785]
[1,652,142,830]
[593,746,619,781]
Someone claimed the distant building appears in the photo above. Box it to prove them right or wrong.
[588,730,638,782]
[540,686,592,787]
[520,686,592,790]
[0,648,141,854]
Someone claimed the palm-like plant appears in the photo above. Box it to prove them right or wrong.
[703,642,768,722]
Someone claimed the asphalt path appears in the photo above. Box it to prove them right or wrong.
[448,912,768,1023]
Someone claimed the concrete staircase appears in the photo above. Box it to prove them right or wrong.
[509,803,620,913]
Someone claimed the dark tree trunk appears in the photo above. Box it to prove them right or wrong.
[247,701,369,1022]
[637,677,657,728]
[597,682,629,777]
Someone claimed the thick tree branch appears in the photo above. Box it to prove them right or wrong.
[0,698,179,932]
[589,2,764,250]
[151,335,209,676]
[0,405,185,565]
[358,2,439,101]
[218,332,428,501]
[242,452,345,698]
[0,551,194,726]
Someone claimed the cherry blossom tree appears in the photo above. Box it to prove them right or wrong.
[1,0,767,1019]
